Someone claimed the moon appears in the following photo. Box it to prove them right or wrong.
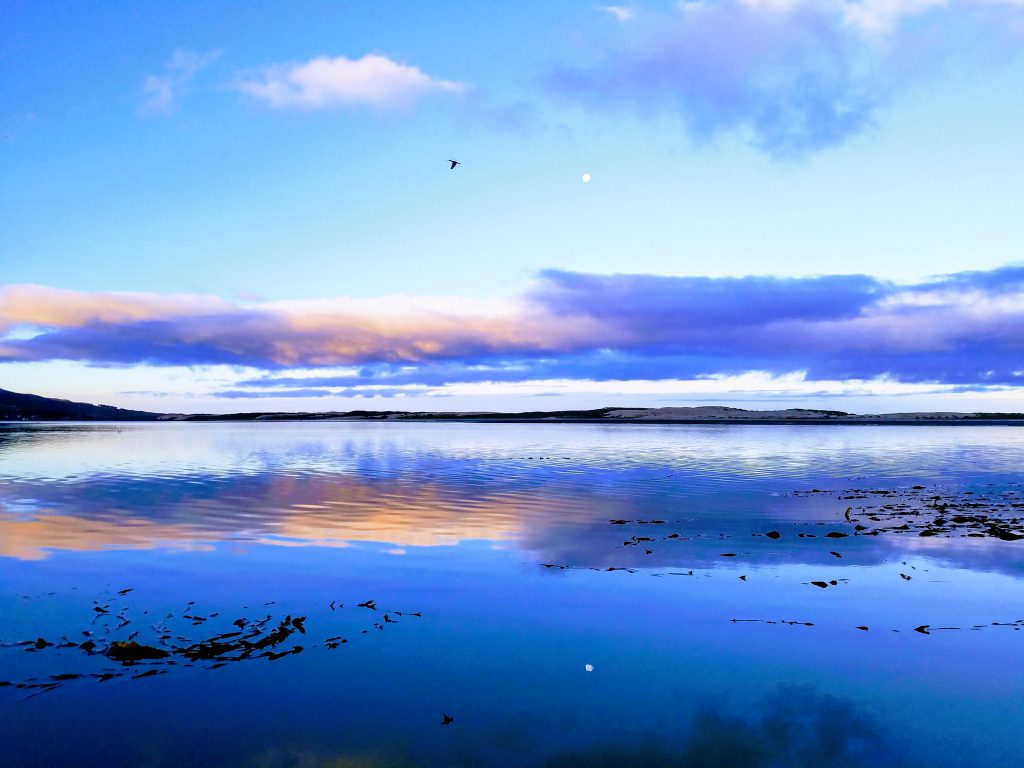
[581,173,591,184]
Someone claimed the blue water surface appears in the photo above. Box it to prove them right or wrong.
[1,422,1022,767]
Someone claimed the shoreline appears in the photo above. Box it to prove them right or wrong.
[4,389,1023,425]
[4,417,1024,426]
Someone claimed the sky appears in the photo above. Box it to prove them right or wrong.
[2,0,1024,414]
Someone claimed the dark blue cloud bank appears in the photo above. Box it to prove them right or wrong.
[2,266,1023,394]
[547,0,1024,157]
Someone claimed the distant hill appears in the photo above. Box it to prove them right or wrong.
[171,405,1024,424]
[0,387,161,421]
[2,388,1023,424]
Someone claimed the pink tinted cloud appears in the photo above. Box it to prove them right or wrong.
[1,268,1023,385]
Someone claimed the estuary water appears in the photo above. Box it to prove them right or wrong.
[1,421,1022,767]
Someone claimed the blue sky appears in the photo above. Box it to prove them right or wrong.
[2,1,1024,413]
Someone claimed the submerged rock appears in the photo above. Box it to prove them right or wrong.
[106,641,170,663]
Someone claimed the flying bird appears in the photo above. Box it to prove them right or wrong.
[448,159,460,170]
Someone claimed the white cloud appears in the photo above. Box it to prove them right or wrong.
[733,0,1021,34]
[556,0,1024,156]
[142,76,174,113]
[234,54,465,109]
[602,5,636,20]
[141,49,221,114]
[437,371,958,399]
[840,0,950,33]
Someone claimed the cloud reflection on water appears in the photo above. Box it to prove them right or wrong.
[0,421,1019,581]
[1,435,1022,581]
[240,684,906,768]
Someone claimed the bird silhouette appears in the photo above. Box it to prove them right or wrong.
[442,713,454,725]
[448,159,460,170]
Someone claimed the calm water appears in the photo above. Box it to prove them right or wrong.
[1,422,1023,767]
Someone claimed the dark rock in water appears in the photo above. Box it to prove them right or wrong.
[442,713,454,726]
[178,640,236,661]
[765,531,781,539]
[810,581,829,589]
[246,621,294,651]
[265,646,303,661]
[855,626,869,631]
[825,532,849,539]
[991,528,1024,541]
[914,625,931,635]
[106,641,170,663]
